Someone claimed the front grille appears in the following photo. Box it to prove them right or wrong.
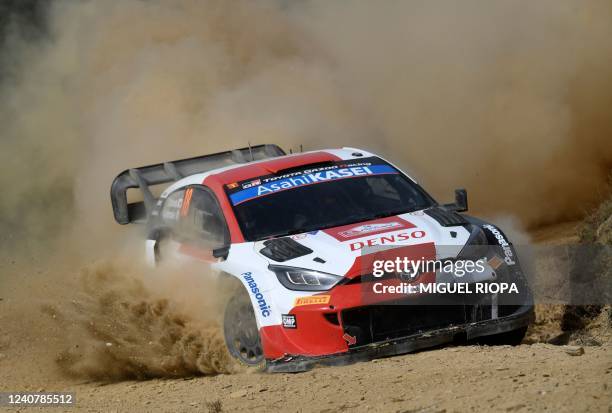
[341,298,522,348]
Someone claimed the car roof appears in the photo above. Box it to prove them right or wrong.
[161,147,377,197]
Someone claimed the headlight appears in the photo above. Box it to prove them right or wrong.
[269,265,343,291]
[457,225,489,261]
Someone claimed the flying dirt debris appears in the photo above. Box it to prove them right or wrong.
[0,0,611,412]
[53,260,241,380]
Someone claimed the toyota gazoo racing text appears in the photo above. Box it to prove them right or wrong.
[110,144,533,372]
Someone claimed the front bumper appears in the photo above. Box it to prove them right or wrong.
[266,303,533,373]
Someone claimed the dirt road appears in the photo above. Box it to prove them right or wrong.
[1,222,610,413]
[6,344,605,413]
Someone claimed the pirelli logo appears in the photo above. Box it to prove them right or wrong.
[294,295,331,307]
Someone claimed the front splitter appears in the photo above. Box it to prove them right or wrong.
[265,304,534,373]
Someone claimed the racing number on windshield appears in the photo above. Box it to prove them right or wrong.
[180,188,194,217]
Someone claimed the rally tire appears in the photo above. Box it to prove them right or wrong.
[223,289,265,367]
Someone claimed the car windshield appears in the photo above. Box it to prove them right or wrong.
[224,157,435,241]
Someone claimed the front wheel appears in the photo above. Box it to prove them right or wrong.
[223,289,265,366]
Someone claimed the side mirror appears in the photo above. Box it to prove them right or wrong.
[212,245,230,260]
[454,188,468,212]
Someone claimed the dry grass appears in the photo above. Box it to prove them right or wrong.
[206,400,223,413]
[562,185,612,343]
[578,189,612,244]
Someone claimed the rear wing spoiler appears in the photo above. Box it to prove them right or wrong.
[110,144,286,224]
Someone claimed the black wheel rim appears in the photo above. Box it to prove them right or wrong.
[224,295,264,365]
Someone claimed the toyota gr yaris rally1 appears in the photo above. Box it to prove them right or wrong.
[111,144,533,371]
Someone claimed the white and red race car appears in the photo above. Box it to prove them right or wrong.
[111,144,533,372]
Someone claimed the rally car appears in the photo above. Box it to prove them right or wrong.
[111,144,533,372]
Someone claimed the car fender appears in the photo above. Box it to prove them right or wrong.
[214,243,282,328]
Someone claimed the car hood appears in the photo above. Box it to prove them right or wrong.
[253,209,473,277]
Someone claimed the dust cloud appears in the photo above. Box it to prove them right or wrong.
[1,0,611,241]
[52,260,241,380]
[0,0,611,382]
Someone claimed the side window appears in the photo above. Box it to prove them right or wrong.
[179,187,229,248]
[159,187,229,249]
[160,189,185,225]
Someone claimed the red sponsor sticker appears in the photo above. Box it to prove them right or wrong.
[323,216,415,241]
[349,230,427,251]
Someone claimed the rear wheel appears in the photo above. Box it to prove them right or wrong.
[223,289,265,366]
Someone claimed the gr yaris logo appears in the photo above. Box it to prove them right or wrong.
[242,179,261,189]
